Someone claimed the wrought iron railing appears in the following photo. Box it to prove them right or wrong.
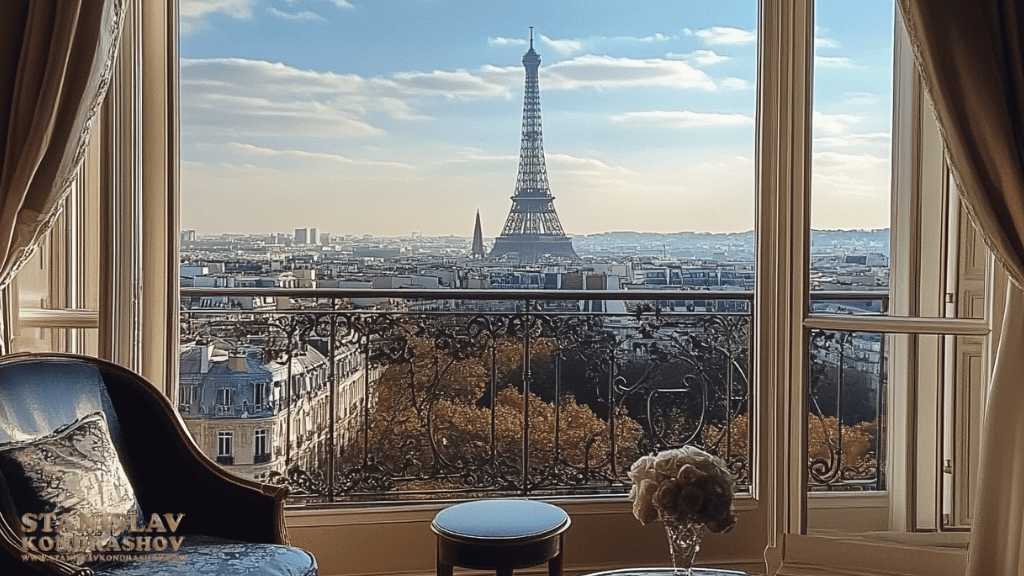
[808,293,888,491]
[179,287,886,502]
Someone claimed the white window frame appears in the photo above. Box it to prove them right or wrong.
[179,385,196,406]
[254,382,266,407]
[254,429,269,457]
[217,388,232,407]
[762,3,990,575]
[217,431,233,457]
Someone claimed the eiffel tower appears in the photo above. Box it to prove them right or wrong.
[489,28,579,263]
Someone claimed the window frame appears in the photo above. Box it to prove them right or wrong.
[8,0,990,573]
[254,382,266,407]
[217,388,232,408]
[217,431,233,457]
[758,1,986,573]
[254,429,269,458]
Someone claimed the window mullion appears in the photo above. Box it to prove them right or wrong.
[756,0,815,569]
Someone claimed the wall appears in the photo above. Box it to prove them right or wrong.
[286,498,767,576]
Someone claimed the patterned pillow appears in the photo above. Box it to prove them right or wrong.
[0,411,141,557]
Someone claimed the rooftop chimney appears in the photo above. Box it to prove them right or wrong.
[200,344,213,374]
[228,354,248,372]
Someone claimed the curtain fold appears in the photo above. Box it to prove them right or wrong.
[0,0,127,353]
[897,2,1024,575]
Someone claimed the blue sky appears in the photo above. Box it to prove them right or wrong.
[179,0,894,237]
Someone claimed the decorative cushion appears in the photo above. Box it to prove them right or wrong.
[0,361,117,445]
[0,411,141,558]
[92,535,318,576]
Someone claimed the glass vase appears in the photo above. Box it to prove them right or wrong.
[663,518,704,576]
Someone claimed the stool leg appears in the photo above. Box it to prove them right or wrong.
[437,541,453,576]
[548,536,564,576]
[497,567,514,576]
[548,552,563,576]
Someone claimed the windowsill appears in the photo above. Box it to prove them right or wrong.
[809,529,968,548]
[780,531,968,576]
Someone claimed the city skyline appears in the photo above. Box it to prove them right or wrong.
[179,0,894,237]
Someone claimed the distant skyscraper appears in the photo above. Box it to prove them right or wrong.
[471,210,485,258]
[489,28,579,263]
[294,227,319,245]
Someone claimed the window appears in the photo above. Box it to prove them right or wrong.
[254,382,266,407]
[179,385,197,406]
[9,173,100,356]
[254,429,270,464]
[2,1,993,574]
[217,431,234,465]
[217,388,232,407]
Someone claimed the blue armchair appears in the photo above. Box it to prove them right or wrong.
[0,353,318,576]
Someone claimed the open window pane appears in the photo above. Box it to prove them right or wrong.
[810,0,894,307]
[807,329,886,493]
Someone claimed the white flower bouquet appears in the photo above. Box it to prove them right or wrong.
[627,445,737,533]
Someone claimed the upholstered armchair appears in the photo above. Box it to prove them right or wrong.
[0,353,318,576]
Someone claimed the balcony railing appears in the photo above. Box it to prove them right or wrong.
[180,287,885,502]
[211,402,275,418]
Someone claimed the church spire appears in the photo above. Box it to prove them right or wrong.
[471,210,485,258]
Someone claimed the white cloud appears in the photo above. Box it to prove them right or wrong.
[842,92,879,106]
[611,110,754,129]
[815,132,891,147]
[813,110,890,152]
[185,92,384,137]
[179,0,257,33]
[811,151,891,230]
[540,34,584,55]
[693,26,756,46]
[814,151,888,172]
[443,150,519,165]
[609,33,673,43]
[179,0,256,19]
[179,0,349,34]
[719,77,751,90]
[814,111,860,135]
[547,153,636,175]
[674,49,730,66]
[224,142,415,168]
[815,37,841,49]
[268,7,324,21]
[815,56,857,69]
[543,55,716,91]
[488,36,528,47]
[180,58,392,137]
[390,69,510,99]
[493,33,674,55]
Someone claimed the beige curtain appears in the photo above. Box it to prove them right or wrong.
[0,0,127,353]
[897,1,1024,575]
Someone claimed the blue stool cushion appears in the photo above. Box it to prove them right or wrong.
[432,499,569,542]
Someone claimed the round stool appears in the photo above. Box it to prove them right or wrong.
[430,499,571,576]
